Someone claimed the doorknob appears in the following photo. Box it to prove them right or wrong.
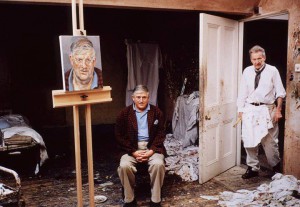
[205,114,211,120]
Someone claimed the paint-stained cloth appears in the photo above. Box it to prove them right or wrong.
[172,92,199,148]
[241,104,273,148]
[218,173,300,206]
[164,134,198,181]
[2,126,48,166]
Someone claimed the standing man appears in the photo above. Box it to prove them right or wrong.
[65,37,103,91]
[115,85,166,207]
[237,45,286,179]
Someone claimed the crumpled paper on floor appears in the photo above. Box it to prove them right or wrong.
[218,173,300,207]
[0,183,14,196]
[164,134,199,181]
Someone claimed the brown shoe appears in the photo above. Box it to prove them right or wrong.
[242,167,259,179]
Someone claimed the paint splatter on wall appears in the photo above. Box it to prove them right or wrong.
[293,25,300,60]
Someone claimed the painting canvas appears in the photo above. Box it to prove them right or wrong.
[59,35,103,91]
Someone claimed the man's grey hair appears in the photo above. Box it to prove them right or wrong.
[70,37,96,59]
[132,85,149,95]
[249,45,266,57]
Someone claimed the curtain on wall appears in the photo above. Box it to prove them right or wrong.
[125,41,162,106]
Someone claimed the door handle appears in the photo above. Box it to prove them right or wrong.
[205,114,211,120]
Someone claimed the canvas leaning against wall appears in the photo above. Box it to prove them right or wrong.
[59,35,103,91]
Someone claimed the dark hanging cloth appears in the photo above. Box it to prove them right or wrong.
[254,64,266,89]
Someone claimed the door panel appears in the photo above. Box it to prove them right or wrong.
[199,13,239,184]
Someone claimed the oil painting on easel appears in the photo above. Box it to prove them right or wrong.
[59,36,103,91]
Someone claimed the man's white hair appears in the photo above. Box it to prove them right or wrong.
[70,37,96,59]
[132,85,149,96]
[249,45,266,57]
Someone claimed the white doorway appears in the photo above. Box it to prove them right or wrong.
[198,12,289,184]
[240,13,288,170]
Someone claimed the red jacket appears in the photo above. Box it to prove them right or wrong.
[115,104,166,157]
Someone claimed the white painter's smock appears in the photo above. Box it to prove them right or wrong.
[237,63,286,170]
[242,104,273,148]
[237,64,286,148]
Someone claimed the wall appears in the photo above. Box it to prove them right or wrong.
[0,4,199,128]
[258,0,300,177]
[4,0,259,16]
[0,4,68,127]
[2,0,299,178]
[67,8,200,127]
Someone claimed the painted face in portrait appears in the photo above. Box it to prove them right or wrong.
[70,48,96,84]
[250,51,266,70]
[132,91,149,112]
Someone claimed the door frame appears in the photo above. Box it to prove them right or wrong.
[236,11,289,165]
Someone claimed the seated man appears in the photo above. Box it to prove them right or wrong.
[115,85,166,207]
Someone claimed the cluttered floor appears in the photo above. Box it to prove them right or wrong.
[2,141,299,207]
[0,154,273,207]
[1,123,300,207]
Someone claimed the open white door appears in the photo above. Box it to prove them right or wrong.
[199,13,239,183]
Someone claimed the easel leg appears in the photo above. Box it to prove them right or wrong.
[86,104,95,207]
[73,106,83,207]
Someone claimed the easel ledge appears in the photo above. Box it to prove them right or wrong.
[52,86,112,108]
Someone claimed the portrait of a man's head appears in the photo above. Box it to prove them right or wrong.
[59,36,103,91]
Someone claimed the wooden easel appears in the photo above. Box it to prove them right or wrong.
[52,1,112,206]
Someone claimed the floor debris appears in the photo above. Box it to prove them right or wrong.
[200,195,219,201]
[0,183,13,195]
[98,181,114,188]
[217,173,300,207]
[164,134,199,181]
[94,195,107,203]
